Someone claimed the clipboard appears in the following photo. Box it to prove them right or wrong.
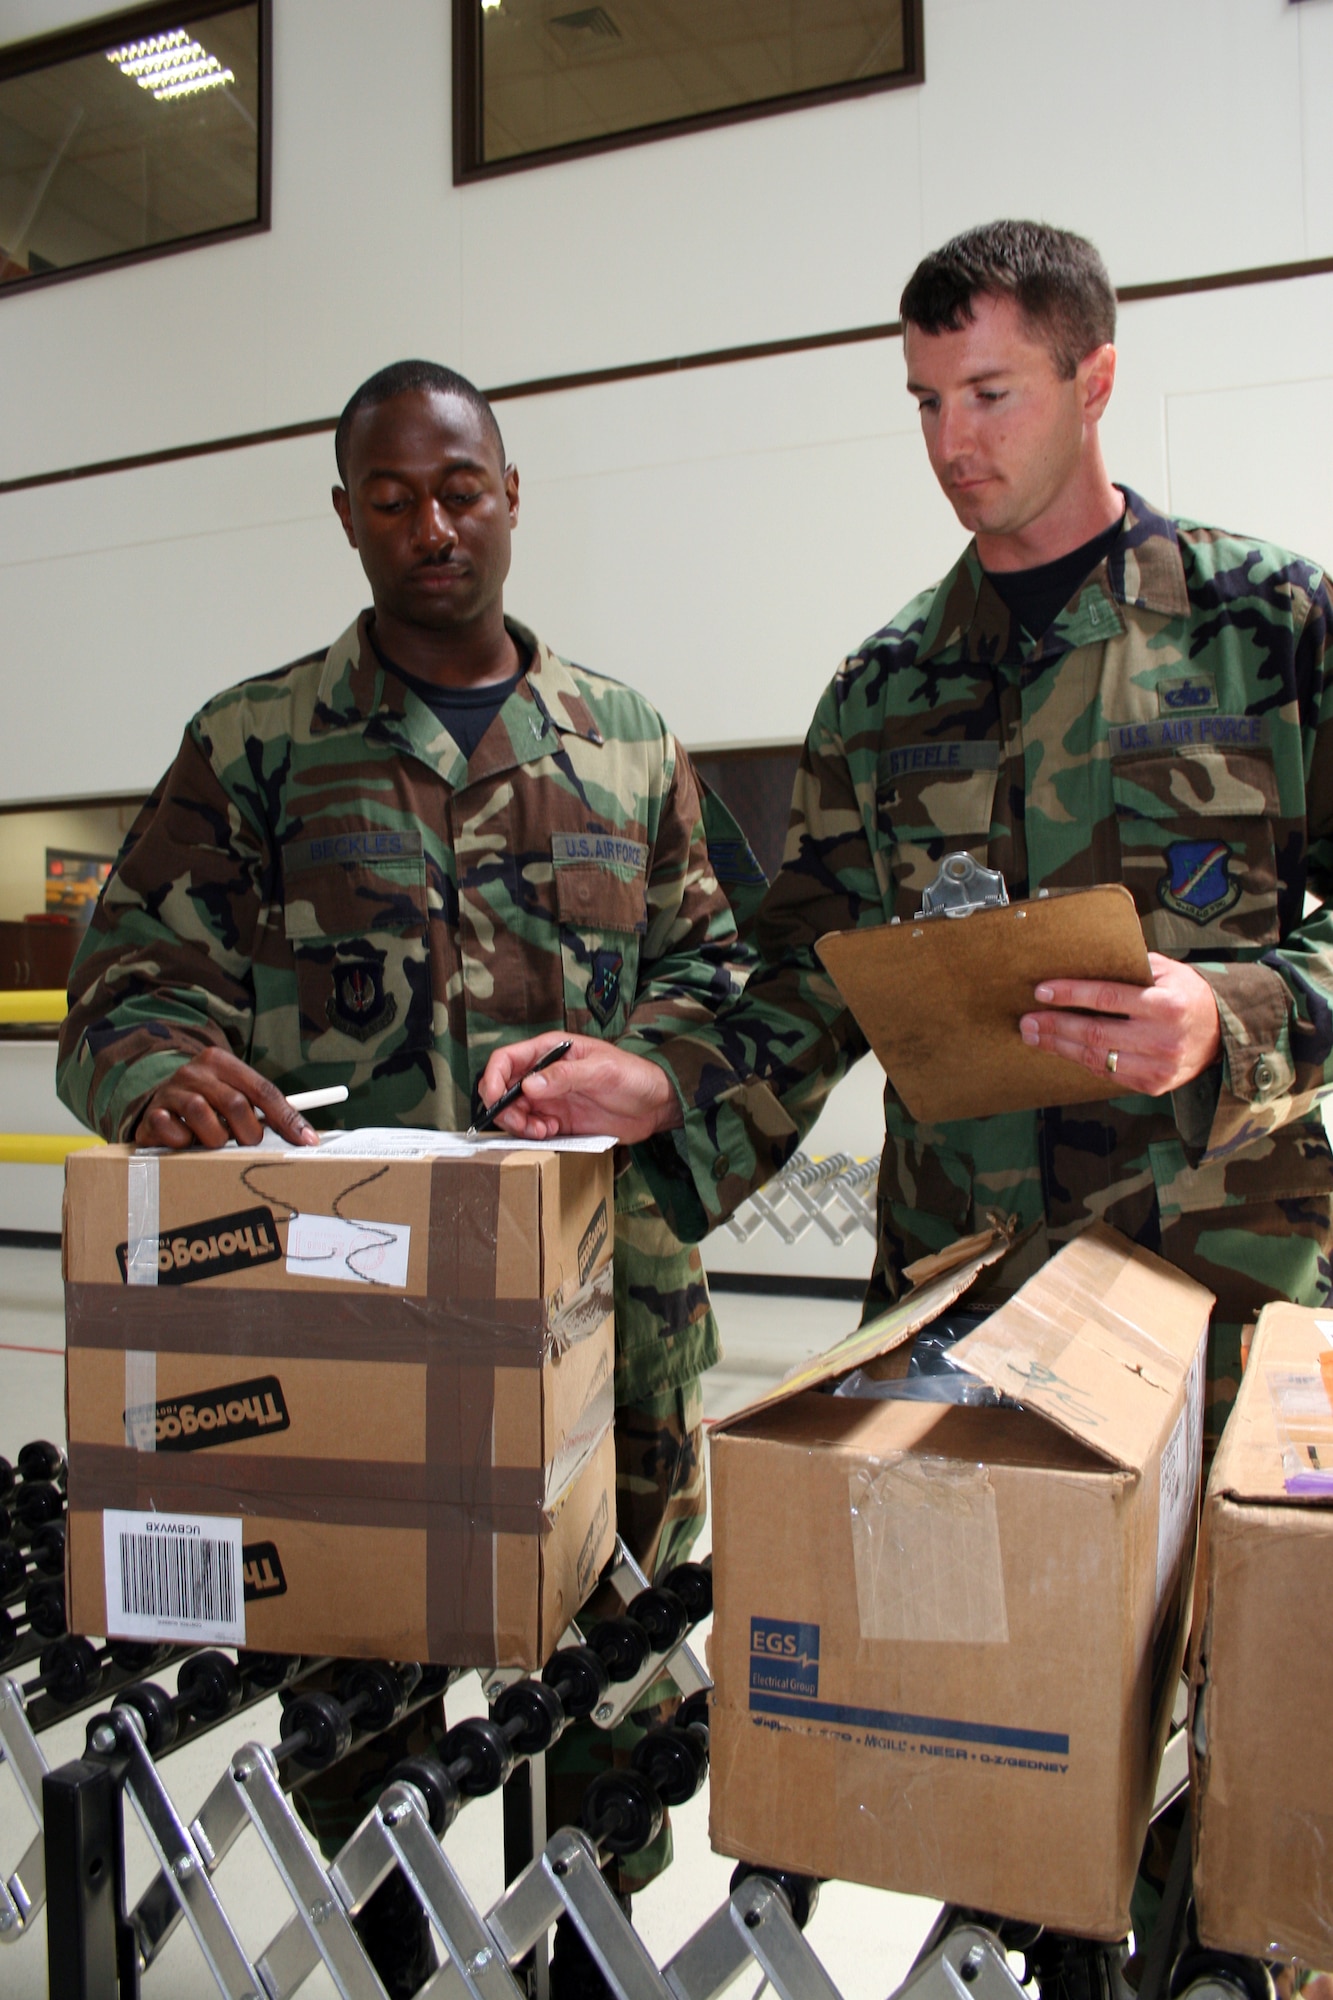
[815,882,1152,1124]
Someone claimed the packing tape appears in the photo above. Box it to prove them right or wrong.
[848,1454,1009,1644]
[125,1155,160,1288]
[123,1350,157,1453]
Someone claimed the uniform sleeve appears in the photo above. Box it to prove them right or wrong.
[1194,574,1333,1161]
[614,738,753,1042]
[625,684,874,1241]
[55,719,272,1141]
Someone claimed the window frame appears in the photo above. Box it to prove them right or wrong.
[452,0,923,184]
[0,0,271,300]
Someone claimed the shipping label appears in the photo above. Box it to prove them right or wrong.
[103,1508,245,1646]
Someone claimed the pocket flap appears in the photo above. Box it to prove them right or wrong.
[554,864,647,933]
[283,854,428,941]
[1112,748,1278,822]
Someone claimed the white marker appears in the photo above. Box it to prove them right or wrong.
[259,1084,349,1121]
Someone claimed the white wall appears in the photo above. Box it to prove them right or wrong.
[2,0,1332,802]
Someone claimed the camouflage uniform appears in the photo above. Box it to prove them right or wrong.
[629,492,1333,1457]
[58,612,748,1865]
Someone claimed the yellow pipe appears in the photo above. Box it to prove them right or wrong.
[0,1133,104,1165]
[0,990,67,1024]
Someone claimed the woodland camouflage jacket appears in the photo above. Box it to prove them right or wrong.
[629,491,1333,1341]
[58,615,750,1402]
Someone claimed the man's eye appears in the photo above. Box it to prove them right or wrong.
[977,390,1006,404]
[914,398,938,414]
[446,489,482,506]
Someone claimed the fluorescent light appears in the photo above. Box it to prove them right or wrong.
[106,27,235,100]
[481,1,503,11]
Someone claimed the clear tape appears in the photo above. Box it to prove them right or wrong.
[123,1350,158,1452]
[124,1154,160,1288]
[849,1453,1009,1644]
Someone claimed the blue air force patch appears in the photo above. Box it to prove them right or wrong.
[1157,841,1241,924]
[587,949,624,1026]
[327,960,397,1040]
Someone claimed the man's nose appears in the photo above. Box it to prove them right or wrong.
[414,499,456,549]
[934,399,974,461]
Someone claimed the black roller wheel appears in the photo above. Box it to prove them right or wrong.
[177,1650,242,1723]
[580,1770,663,1857]
[0,1458,14,1499]
[441,1715,514,1796]
[282,1690,353,1770]
[1170,1951,1275,2000]
[729,1864,819,1931]
[0,1608,17,1666]
[632,1723,708,1806]
[493,1676,566,1754]
[337,1661,408,1736]
[388,1755,462,1837]
[674,1690,709,1735]
[417,1663,455,1699]
[107,1640,170,1674]
[543,1643,609,1719]
[626,1587,689,1654]
[29,1523,65,1577]
[17,1442,66,1486]
[658,1560,712,1626]
[0,1543,25,1595]
[115,1680,180,1755]
[238,1650,301,1692]
[588,1616,650,1684]
[26,1575,66,1639]
[13,1482,63,1530]
[39,1635,103,1706]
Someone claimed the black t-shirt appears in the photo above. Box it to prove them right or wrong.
[984,509,1126,649]
[370,629,532,762]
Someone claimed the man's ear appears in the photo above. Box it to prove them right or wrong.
[331,485,357,548]
[1080,342,1116,425]
[505,463,520,527]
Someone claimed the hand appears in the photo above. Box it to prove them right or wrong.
[1018,953,1222,1096]
[133,1048,320,1150]
[475,1032,682,1143]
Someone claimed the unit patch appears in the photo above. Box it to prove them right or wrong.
[327,960,397,1040]
[587,949,623,1025]
[1157,841,1241,924]
[1157,676,1217,715]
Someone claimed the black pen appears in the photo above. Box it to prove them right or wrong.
[468,1040,573,1136]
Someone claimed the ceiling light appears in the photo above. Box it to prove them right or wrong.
[481,1,503,12]
[106,27,235,100]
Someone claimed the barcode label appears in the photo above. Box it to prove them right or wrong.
[103,1509,245,1645]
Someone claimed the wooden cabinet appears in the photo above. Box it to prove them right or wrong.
[0,921,81,992]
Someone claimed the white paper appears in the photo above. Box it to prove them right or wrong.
[285,1212,411,1287]
[312,1127,617,1160]
[104,1508,245,1646]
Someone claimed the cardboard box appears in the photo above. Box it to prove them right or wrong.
[1190,1303,1333,1961]
[708,1225,1212,1940]
[63,1137,617,1668]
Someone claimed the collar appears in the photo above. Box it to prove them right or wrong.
[312,612,604,785]
[915,487,1192,667]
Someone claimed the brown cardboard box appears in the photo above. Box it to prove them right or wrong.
[708,1225,1212,1940]
[1190,1303,1333,1961]
[63,1137,617,1668]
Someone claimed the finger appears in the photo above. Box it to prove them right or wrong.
[246,1074,317,1147]
[134,1105,197,1150]
[1020,1010,1129,1077]
[147,1089,234,1149]
[1032,976,1144,1017]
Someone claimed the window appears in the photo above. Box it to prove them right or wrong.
[0,0,268,294]
[454,0,922,180]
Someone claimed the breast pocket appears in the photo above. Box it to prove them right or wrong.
[283,847,433,1063]
[552,859,646,1038]
[1111,747,1279,954]
[875,753,999,918]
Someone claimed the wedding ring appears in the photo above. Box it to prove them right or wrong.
[1106,1049,1119,1076]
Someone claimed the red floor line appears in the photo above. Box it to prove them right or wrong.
[0,1341,64,1357]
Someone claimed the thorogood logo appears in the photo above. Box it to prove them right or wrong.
[241,1540,288,1602]
[132,1375,291,1452]
[116,1206,281,1285]
[578,1199,610,1285]
[576,1488,611,1599]
[750,1618,820,1697]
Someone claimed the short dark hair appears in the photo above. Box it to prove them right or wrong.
[899,221,1116,378]
[334,360,506,483]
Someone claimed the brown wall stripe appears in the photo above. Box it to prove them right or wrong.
[4,254,1332,501]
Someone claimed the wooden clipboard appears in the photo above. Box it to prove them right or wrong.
[816,884,1152,1124]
